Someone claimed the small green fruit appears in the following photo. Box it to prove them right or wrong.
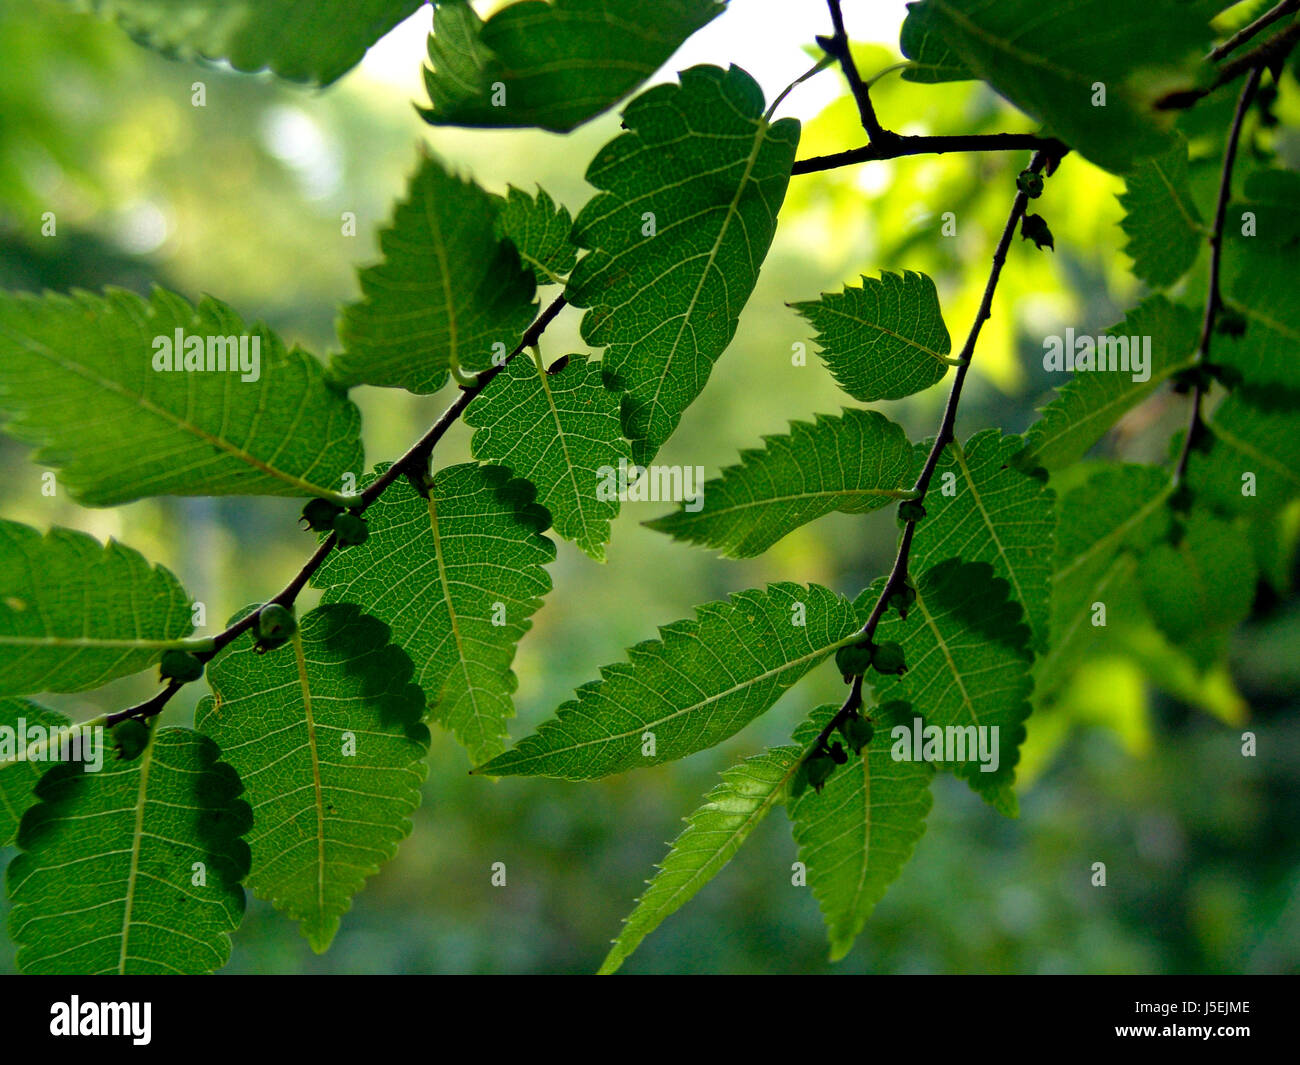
[1016,169,1044,198]
[841,714,875,754]
[835,643,873,680]
[898,500,927,525]
[112,719,151,761]
[805,752,836,793]
[158,648,204,683]
[332,512,370,547]
[256,603,297,651]
[871,640,907,675]
[301,498,344,532]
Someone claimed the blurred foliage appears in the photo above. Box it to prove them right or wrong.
[0,0,1296,973]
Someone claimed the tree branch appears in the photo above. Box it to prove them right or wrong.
[1158,18,1299,109]
[821,0,894,145]
[1172,66,1263,488]
[811,148,1058,755]
[1209,0,1298,62]
[110,294,569,725]
[791,133,1066,175]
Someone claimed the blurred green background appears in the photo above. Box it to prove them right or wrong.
[1,0,1298,974]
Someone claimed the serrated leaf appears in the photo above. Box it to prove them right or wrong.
[792,270,953,402]
[913,431,1055,650]
[1191,393,1300,515]
[790,705,932,961]
[899,1,973,82]
[465,353,629,560]
[312,464,555,764]
[67,0,422,84]
[1119,135,1205,287]
[0,287,364,503]
[1218,243,1300,391]
[898,0,1212,172]
[1017,297,1200,471]
[478,582,860,780]
[195,604,429,953]
[646,408,917,558]
[7,727,250,974]
[1138,510,1256,662]
[0,697,70,847]
[1035,463,1171,699]
[332,152,537,393]
[0,520,193,697]
[566,64,800,465]
[496,186,579,286]
[867,559,1032,805]
[598,745,801,974]
[1230,169,1300,249]
[420,0,725,133]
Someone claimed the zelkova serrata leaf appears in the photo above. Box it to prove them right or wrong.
[0,287,364,504]
[312,464,555,765]
[420,0,725,133]
[7,727,251,974]
[477,583,861,780]
[332,151,537,394]
[646,408,918,558]
[566,64,800,465]
[196,605,430,953]
[791,270,955,402]
[0,520,194,698]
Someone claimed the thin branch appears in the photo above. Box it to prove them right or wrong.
[791,133,1066,175]
[1158,18,1300,109]
[1173,66,1263,488]
[822,0,895,145]
[812,148,1059,754]
[1209,0,1299,62]
[110,294,569,725]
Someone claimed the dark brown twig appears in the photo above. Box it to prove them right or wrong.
[1172,66,1263,487]
[812,148,1059,754]
[791,133,1066,175]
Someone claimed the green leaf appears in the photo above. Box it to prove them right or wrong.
[420,0,725,133]
[566,64,800,465]
[1017,297,1200,471]
[1035,463,1171,700]
[312,464,555,764]
[1118,135,1205,287]
[790,705,932,961]
[0,520,193,697]
[465,353,630,561]
[791,270,954,402]
[332,151,537,394]
[195,605,429,953]
[646,409,917,558]
[1230,169,1300,249]
[496,185,579,286]
[912,431,1055,650]
[898,0,1212,172]
[1138,511,1256,662]
[7,727,250,974]
[1191,393,1300,515]
[1218,244,1300,391]
[0,697,70,847]
[598,745,801,975]
[867,559,1033,806]
[899,2,974,82]
[477,582,860,780]
[0,287,364,504]
[67,0,422,84]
